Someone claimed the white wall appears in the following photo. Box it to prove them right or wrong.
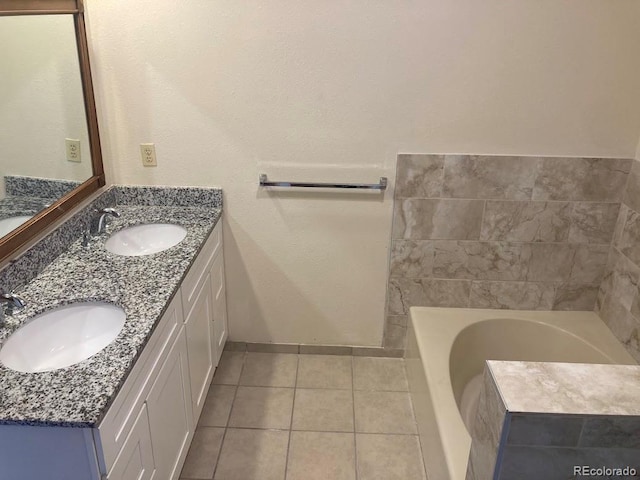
[86,0,640,346]
[0,15,93,197]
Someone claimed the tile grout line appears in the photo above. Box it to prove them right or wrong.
[283,354,300,480]
[403,359,429,479]
[211,351,246,480]
[351,356,359,480]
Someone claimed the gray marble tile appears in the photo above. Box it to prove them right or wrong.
[468,369,507,480]
[532,157,632,202]
[568,202,621,244]
[605,248,640,311]
[480,201,571,242]
[389,240,434,278]
[394,154,444,198]
[623,159,640,213]
[382,322,407,350]
[569,244,610,285]
[613,203,629,247]
[498,445,640,480]
[487,361,640,415]
[506,414,583,446]
[392,199,484,240]
[524,243,575,282]
[442,155,538,200]
[580,417,640,449]
[351,347,404,358]
[469,281,555,310]
[356,434,426,480]
[616,207,640,265]
[597,295,640,363]
[552,283,600,310]
[388,278,470,314]
[433,241,530,281]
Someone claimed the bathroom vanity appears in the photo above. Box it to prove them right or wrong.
[0,186,228,480]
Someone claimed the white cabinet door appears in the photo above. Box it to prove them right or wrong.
[146,328,193,480]
[184,275,214,423]
[210,251,228,366]
[108,405,155,480]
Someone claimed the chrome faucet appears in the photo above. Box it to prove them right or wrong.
[0,293,26,327]
[90,207,120,235]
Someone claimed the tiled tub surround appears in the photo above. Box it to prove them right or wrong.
[386,154,633,350]
[598,158,640,362]
[0,184,222,426]
[467,361,640,480]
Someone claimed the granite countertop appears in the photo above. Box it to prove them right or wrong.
[0,204,221,427]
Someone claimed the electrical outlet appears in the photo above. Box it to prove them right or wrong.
[140,143,157,167]
[65,139,81,162]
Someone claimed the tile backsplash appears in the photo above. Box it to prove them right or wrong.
[385,154,633,350]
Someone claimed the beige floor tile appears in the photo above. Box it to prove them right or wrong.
[199,385,236,427]
[228,386,294,429]
[353,357,408,391]
[292,389,354,432]
[296,355,352,389]
[239,353,298,387]
[212,351,245,385]
[354,391,417,434]
[214,428,289,480]
[356,434,426,480]
[286,431,356,480]
[180,427,225,479]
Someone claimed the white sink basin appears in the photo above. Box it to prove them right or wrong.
[0,215,33,236]
[105,223,187,256]
[0,302,126,373]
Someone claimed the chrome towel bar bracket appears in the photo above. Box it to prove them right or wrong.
[259,174,387,190]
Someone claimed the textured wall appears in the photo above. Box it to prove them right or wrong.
[86,0,640,347]
[597,158,640,362]
[386,155,631,349]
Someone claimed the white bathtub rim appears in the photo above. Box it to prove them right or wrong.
[408,307,637,480]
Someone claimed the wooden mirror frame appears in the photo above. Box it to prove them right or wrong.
[0,0,105,264]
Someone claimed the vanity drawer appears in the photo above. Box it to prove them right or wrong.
[95,293,183,474]
[181,221,221,317]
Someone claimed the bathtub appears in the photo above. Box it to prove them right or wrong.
[404,307,637,480]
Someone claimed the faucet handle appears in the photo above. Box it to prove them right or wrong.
[0,293,26,315]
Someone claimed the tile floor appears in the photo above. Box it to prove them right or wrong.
[179,351,427,480]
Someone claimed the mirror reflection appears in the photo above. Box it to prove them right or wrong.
[0,14,93,237]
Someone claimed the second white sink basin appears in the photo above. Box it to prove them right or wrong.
[0,215,33,237]
[105,223,187,256]
[0,302,126,373]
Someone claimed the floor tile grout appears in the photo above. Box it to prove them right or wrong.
[351,356,359,480]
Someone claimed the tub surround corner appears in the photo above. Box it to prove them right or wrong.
[469,361,640,480]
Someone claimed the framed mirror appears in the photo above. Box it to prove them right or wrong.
[0,0,105,264]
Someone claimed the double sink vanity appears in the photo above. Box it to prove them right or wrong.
[0,186,228,480]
